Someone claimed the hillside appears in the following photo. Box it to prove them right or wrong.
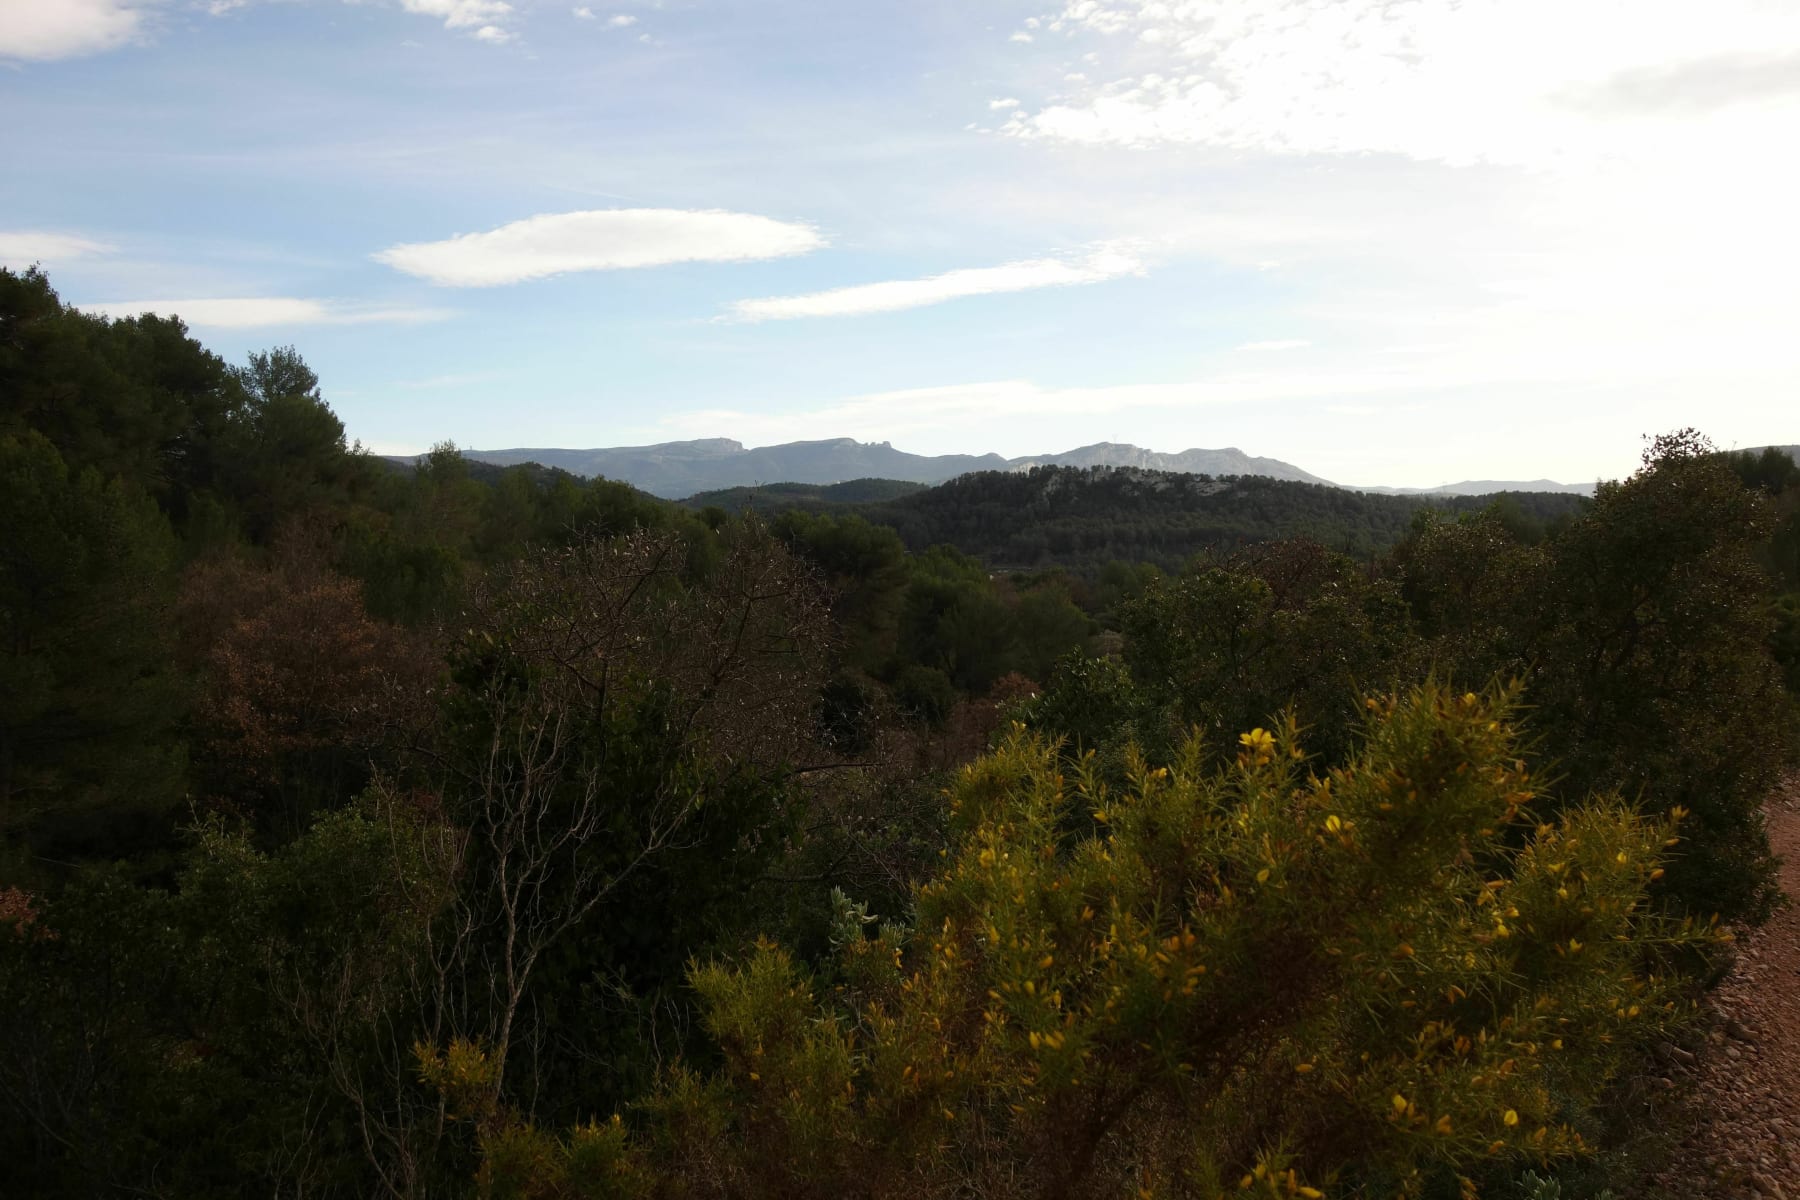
[768,466,1590,571]
[1005,441,1330,484]
[680,477,928,513]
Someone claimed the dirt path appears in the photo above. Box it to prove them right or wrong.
[1652,773,1800,1199]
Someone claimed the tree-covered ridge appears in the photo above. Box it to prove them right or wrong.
[2,266,1798,1199]
[868,465,1591,569]
[681,470,1590,577]
[691,466,1592,573]
[678,477,930,513]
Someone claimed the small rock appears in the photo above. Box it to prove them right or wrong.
[1750,1170,1788,1200]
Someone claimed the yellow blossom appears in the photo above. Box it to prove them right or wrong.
[1239,727,1276,762]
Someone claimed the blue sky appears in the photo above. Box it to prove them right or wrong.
[3,0,1797,486]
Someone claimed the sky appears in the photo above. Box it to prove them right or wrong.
[2,0,1797,487]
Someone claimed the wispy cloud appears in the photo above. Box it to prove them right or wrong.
[728,247,1145,321]
[81,297,454,329]
[375,209,825,287]
[607,13,636,28]
[2,1,537,57]
[1237,339,1310,352]
[652,362,1428,449]
[1571,51,1800,114]
[0,0,144,61]
[0,230,115,268]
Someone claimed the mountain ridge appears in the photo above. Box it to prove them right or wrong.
[392,436,1616,499]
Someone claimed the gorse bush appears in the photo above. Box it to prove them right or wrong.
[446,683,1716,1199]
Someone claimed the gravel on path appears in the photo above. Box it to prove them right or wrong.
[1650,774,1800,1200]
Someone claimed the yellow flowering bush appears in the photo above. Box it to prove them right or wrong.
[447,683,1715,1199]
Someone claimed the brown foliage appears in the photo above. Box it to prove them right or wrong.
[178,529,440,832]
[0,885,39,938]
[461,524,833,772]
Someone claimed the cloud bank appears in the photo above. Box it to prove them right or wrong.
[729,247,1144,321]
[375,209,826,287]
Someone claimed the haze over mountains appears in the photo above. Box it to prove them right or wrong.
[435,437,1602,499]
[1359,479,1595,497]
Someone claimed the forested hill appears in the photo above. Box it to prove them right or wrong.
[686,466,1591,570]
[679,477,929,511]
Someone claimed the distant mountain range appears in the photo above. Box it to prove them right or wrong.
[418,437,1598,499]
[1359,479,1595,497]
[451,439,1007,498]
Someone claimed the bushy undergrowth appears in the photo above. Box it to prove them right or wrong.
[439,684,1717,1199]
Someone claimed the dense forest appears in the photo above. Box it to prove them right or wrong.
[682,469,1590,572]
[4,263,1800,1199]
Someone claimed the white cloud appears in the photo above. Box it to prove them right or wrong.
[1006,0,1800,166]
[374,208,825,287]
[572,5,593,17]
[400,0,512,32]
[989,97,1020,110]
[0,0,144,60]
[1009,31,1033,43]
[81,297,454,329]
[0,231,114,268]
[729,247,1144,321]
[607,13,636,27]
[207,0,247,15]
[1237,339,1310,352]
[473,23,514,43]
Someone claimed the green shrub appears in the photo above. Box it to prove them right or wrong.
[445,683,1715,1199]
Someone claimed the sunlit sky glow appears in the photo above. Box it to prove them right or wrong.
[2,0,1795,485]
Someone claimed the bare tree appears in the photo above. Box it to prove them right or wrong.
[287,523,832,1196]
